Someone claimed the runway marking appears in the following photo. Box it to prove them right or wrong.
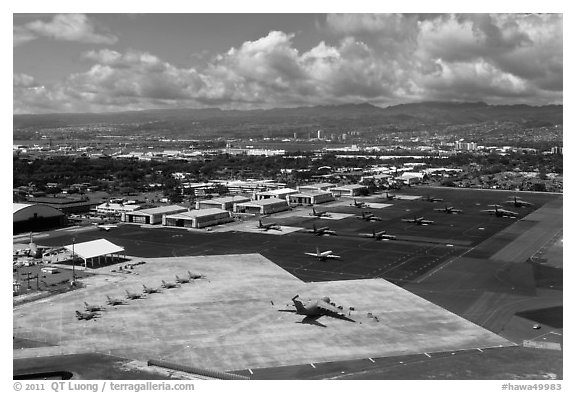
[310,363,316,368]
[248,369,253,375]
[424,352,431,358]
[368,358,375,363]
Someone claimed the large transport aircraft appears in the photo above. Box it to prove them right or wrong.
[309,207,330,218]
[75,310,99,320]
[94,223,118,231]
[304,247,341,261]
[83,302,105,312]
[402,216,436,225]
[357,211,382,221]
[366,229,397,240]
[308,223,336,236]
[280,295,356,326]
[105,295,127,306]
[482,205,518,217]
[257,219,281,231]
[434,205,463,214]
[504,196,533,208]
[142,284,162,294]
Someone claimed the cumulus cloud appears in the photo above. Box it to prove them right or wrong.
[14,14,117,46]
[13,14,562,113]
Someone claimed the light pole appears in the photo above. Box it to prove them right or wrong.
[71,238,76,285]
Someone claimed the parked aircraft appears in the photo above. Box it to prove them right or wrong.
[175,274,191,284]
[309,207,330,218]
[142,284,161,294]
[75,310,99,320]
[357,211,382,221]
[94,223,118,231]
[481,206,518,218]
[105,295,126,306]
[161,280,180,289]
[384,192,397,200]
[257,219,281,231]
[422,195,444,202]
[83,302,105,312]
[281,295,356,325]
[434,205,463,214]
[402,216,435,225]
[125,289,145,299]
[350,199,368,208]
[505,196,533,208]
[304,247,341,261]
[367,229,397,240]
[187,271,207,280]
[309,223,336,236]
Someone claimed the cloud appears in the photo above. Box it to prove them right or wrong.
[13,14,562,113]
[14,14,117,46]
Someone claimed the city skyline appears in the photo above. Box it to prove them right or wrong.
[14,13,563,114]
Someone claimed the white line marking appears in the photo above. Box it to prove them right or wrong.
[310,363,316,368]
[477,348,484,352]
[248,369,253,375]
[368,358,375,363]
[424,353,431,358]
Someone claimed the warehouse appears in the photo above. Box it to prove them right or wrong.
[233,198,290,215]
[329,184,368,197]
[14,203,67,234]
[122,205,187,225]
[26,196,99,214]
[196,196,250,211]
[96,202,141,216]
[288,190,335,206]
[163,208,233,228]
[297,183,334,193]
[254,187,299,201]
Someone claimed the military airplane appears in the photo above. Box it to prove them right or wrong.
[142,284,162,294]
[481,205,518,218]
[161,280,180,289]
[422,195,444,202]
[309,223,336,236]
[257,219,281,231]
[384,192,397,200]
[402,216,436,225]
[366,229,397,240]
[175,274,191,284]
[280,295,356,326]
[357,211,382,221]
[309,207,330,218]
[504,196,533,208]
[350,199,368,208]
[434,205,463,214]
[186,271,207,280]
[83,302,105,312]
[105,295,127,306]
[125,289,145,299]
[75,310,99,320]
[94,223,118,231]
[304,247,341,261]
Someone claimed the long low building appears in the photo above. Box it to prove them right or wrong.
[288,191,335,205]
[63,239,126,268]
[196,196,250,211]
[163,208,233,228]
[254,188,299,201]
[122,205,188,225]
[329,184,368,197]
[233,198,290,215]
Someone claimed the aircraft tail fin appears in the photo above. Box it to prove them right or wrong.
[316,246,320,256]
[313,223,317,232]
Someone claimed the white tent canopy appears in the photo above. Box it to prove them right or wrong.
[63,239,125,268]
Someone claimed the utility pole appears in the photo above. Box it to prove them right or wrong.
[72,238,76,285]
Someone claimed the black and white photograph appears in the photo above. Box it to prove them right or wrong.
[11,6,565,389]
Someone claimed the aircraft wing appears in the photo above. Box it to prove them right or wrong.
[326,254,341,259]
[304,252,318,257]
[316,302,355,322]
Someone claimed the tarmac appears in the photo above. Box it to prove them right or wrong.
[13,253,512,372]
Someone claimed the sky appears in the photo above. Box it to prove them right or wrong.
[13,13,563,114]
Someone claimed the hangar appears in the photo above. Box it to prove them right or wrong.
[196,196,250,211]
[63,239,126,268]
[163,208,233,228]
[288,190,335,205]
[298,183,334,193]
[233,198,290,215]
[254,188,298,201]
[13,203,66,234]
[329,184,368,197]
[122,205,187,225]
